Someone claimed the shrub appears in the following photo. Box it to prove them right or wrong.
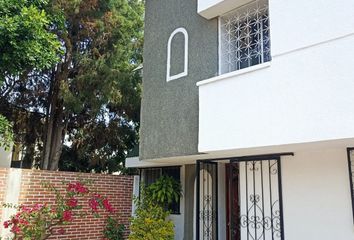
[129,188,174,240]
[103,216,125,240]
[148,175,182,207]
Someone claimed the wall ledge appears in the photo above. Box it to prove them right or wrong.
[197,62,271,87]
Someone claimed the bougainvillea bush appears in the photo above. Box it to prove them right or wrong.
[2,181,118,240]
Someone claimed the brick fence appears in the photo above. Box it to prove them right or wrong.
[0,168,135,239]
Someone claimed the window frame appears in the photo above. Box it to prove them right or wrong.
[218,0,271,76]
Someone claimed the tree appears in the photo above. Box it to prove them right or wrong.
[0,0,144,171]
[40,0,143,171]
[0,114,13,150]
[0,0,61,85]
[0,0,61,152]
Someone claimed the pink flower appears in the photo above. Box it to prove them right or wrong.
[11,225,20,234]
[20,206,32,213]
[3,220,10,228]
[89,198,99,212]
[62,210,73,222]
[11,217,19,225]
[33,204,44,210]
[66,198,78,208]
[67,182,88,194]
[19,219,29,226]
[102,198,114,213]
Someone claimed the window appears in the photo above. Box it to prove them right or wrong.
[140,166,181,214]
[219,0,270,74]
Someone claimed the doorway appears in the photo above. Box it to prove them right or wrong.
[226,163,240,240]
[196,153,290,240]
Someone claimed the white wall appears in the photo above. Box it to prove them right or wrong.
[0,147,11,168]
[197,0,252,19]
[282,148,354,240]
[1,169,22,239]
[198,4,354,152]
[270,0,354,56]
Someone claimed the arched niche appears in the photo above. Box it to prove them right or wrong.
[166,27,189,82]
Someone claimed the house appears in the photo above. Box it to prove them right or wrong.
[126,0,354,239]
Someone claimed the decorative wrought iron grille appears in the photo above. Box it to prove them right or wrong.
[347,148,354,222]
[220,0,271,74]
[229,158,284,240]
[197,161,218,240]
[197,153,290,240]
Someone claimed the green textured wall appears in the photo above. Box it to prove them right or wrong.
[140,0,218,160]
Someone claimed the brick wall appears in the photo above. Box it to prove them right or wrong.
[0,168,134,239]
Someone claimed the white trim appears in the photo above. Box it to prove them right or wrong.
[196,61,271,86]
[132,175,140,216]
[166,27,189,82]
[218,17,222,76]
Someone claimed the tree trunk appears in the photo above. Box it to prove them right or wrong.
[41,67,67,170]
[41,33,72,171]
[22,143,35,169]
[41,96,65,170]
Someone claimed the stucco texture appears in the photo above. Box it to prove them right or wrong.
[140,0,218,160]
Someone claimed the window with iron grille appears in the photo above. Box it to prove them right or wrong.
[139,166,181,214]
[219,0,271,74]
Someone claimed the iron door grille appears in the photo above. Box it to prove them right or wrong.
[197,161,218,240]
[347,148,354,223]
[229,157,285,240]
[197,153,291,240]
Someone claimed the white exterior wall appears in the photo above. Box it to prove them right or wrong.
[270,0,354,56]
[0,147,11,168]
[282,149,354,239]
[198,0,354,153]
[213,148,354,240]
[197,0,253,19]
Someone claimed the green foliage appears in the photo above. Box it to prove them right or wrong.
[0,115,13,151]
[148,175,182,206]
[0,0,144,171]
[0,0,61,79]
[55,0,144,172]
[103,216,125,240]
[129,188,175,240]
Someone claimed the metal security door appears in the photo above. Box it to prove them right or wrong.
[197,161,218,240]
[229,156,285,240]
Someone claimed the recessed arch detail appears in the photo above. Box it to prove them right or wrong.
[166,27,189,82]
